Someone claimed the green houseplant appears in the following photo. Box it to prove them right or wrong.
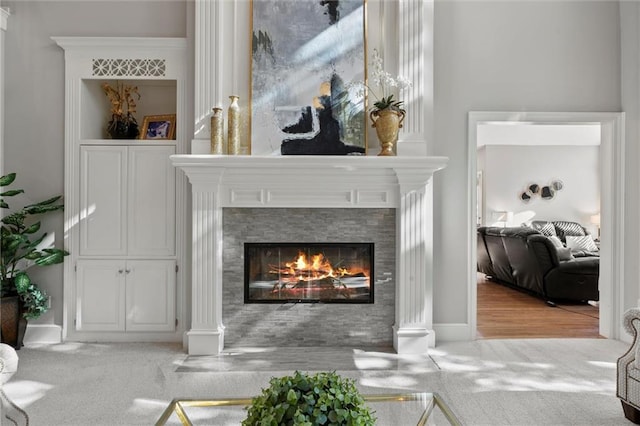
[243,371,376,426]
[0,172,68,348]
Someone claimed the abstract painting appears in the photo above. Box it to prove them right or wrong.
[251,0,366,155]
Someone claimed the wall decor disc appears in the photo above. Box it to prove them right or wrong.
[551,180,564,191]
[540,186,555,200]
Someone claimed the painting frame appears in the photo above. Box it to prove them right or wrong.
[140,114,176,140]
[250,0,367,155]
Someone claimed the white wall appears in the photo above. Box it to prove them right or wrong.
[2,0,188,327]
[3,0,635,342]
[481,145,600,234]
[433,0,621,326]
[620,1,640,313]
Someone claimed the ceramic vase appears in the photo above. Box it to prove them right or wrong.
[210,107,224,154]
[227,95,241,155]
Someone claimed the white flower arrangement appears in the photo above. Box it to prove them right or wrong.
[350,48,412,112]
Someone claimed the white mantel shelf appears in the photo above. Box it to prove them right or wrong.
[171,154,447,170]
[172,155,448,355]
[172,155,448,208]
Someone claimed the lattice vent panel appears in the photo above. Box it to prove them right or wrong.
[92,59,166,77]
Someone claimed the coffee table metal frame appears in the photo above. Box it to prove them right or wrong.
[156,392,462,426]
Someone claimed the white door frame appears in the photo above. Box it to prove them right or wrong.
[467,111,625,340]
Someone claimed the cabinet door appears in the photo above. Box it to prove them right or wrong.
[127,146,176,256]
[76,260,126,331]
[79,146,128,255]
[125,260,176,331]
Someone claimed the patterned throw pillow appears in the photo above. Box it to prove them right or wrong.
[566,235,598,252]
[536,222,557,237]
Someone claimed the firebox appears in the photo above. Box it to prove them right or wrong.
[244,243,374,303]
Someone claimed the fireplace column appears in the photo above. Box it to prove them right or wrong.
[393,169,435,353]
[186,170,225,355]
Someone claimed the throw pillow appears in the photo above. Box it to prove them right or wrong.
[537,222,557,237]
[556,247,574,261]
[566,235,598,252]
[548,236,564,249]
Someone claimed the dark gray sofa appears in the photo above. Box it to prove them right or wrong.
[477,226,599,302]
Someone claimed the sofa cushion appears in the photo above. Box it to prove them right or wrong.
[549,236,564,248]
[556,247,574,261]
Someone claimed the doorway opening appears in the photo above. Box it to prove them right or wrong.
[467,112,625,341]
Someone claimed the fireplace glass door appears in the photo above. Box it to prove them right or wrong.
[244,243,374,303]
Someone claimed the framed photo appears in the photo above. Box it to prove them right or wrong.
[140,114,176,140]
[251,0,366,155]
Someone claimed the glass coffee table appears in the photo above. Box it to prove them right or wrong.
[156,392,461,425]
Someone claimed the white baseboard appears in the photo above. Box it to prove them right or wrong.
[24,324,62,344]
[433,323,472,344]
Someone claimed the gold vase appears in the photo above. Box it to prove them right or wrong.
[210,107,224,154]
[369,108,405,156]
[227,95,241,155]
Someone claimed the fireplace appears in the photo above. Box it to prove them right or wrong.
[245,242,374,304]
[171,155,447,355]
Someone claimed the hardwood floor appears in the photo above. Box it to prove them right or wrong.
[477,273,601,339]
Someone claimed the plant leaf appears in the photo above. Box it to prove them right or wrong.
[23,222,41,234]
[0,189,24,197]
[0,173,16,186]
[34,249,68,266]
[14,272,31,293]
[25,204,64,215]
[25,195,62,208]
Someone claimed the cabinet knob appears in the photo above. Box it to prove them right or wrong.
[125,269,131,274]
[118,269,124,274]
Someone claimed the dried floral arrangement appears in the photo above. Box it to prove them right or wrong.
[101,81,141,139]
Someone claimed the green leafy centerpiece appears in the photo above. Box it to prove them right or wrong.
[243,371,376,426]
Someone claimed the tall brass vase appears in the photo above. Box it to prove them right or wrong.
[369,108,405,156]
[227,95,241,155]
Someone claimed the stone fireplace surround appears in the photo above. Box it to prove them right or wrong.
[172,155,447,355]
[223,208,395,348]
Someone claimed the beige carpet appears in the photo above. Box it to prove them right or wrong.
[2,338,634,425]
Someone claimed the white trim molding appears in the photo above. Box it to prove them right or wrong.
[24,324,62,345]
[0,7,8,178]
[467,111,625,342]
[172,155,447,355]
[398,0,433,155]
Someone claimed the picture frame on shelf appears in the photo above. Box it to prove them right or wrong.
[140,114,176,140]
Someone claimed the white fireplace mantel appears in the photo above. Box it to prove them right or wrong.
[172,155,447,355]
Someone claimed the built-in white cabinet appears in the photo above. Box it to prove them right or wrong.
[79,145,176,257]
[76,259,176,332]
[55,37,187,343]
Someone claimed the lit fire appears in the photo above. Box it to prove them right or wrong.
[269,251,365,283]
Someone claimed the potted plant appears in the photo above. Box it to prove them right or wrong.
[243,371,376,426]
[348,49,412,156]
[0,173,68,349]
[102,81,141,139]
